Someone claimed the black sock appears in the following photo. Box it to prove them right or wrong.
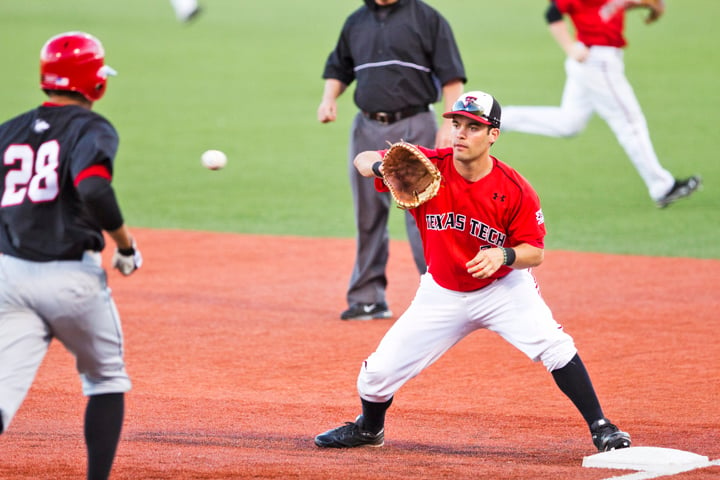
[551,354,604,427]
[360,397,393,434]
[85,393,124,480]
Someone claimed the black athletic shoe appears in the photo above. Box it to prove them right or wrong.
[340,303,392,321]
[181,6,202,22]
[314,415,384,448]
[590,418,631,452]
[655,176,701,208]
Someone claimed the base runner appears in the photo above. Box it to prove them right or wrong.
[0,31,142,480]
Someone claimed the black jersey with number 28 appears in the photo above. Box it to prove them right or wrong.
[0,104,119,261]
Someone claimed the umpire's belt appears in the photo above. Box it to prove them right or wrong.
[362,105,429,125]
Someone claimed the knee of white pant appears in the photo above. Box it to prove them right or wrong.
[555,120,587,137]
[357,362,396,403]
[540,339,578,372]
[81,373,132,396]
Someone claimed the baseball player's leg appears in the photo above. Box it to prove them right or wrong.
[0,310,51,433]
[317,274,470,447]
[551,354,631,451]
[587,47,674,200]
[35,257,130,478]
[345,114,393,315]
[85,392,124,480]
[502,57,593,137]
[479,270,629,451]
[475,269,577,371]
[41,259,131,396]
[0,256,53,433]
[358,274,470,402]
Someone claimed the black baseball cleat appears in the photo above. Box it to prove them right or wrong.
[590,418,631,452]
[340,302,392,321]
[181,6,202,23]
[655,175,701,208]
[315,415,385,448]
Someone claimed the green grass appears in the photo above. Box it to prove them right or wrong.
[1,0,718,258]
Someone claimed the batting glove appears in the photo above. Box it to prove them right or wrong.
[112,242,143,276]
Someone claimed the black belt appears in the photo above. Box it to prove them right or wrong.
[362,105,430,125]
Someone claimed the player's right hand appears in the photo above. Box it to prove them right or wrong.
[466,248,503,279]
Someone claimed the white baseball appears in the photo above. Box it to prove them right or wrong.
[201,149,227,170]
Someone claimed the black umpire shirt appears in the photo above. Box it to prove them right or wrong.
[323,0,466,113]
[0,104,119,261]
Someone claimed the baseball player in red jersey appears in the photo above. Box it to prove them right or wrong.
[502,0,700,208]
[315,91,631,452]
[0,32,141,480]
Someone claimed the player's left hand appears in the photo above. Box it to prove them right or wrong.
[466,248,503,279]
[112,242,143,276]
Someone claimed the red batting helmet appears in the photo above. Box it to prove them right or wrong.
[40,31,116,102]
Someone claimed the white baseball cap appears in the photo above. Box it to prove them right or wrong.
[443,91,501,128]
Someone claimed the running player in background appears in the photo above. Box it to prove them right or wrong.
[0,32,142,480]
[501,0,700,208]
[314,91,631,452]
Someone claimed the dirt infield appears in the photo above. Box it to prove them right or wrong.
[1,228,718,479]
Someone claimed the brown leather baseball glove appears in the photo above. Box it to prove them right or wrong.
[381,142,442,210]
[625,0,665,24]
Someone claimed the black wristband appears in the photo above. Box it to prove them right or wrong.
[371,161,383,178]
[118,247,135,256]
[502,247,516,266]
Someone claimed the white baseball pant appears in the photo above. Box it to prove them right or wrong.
[357,269,578,403]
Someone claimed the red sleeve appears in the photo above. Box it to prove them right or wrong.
[374,177,389,192]
[507,185,546,249]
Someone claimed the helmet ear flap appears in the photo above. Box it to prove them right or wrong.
[39,31,113,102]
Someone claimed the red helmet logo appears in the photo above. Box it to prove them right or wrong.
[40,31,115,102]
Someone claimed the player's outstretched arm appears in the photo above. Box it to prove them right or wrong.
[354,150,384,178]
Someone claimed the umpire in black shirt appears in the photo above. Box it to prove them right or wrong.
[318,0,466,321]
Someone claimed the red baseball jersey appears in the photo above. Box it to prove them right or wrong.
[376,146,546,292]
[555,0,627,48]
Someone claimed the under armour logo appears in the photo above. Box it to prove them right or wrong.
[492,192,506,202]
